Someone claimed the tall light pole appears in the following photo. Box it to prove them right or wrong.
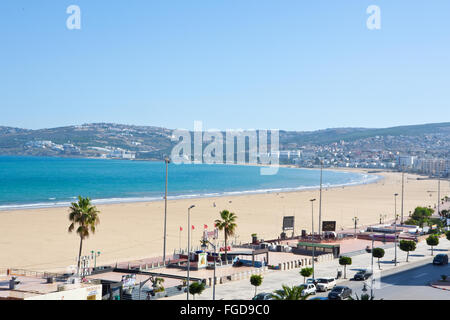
[401,167,405,225]
[438,161,441,217]
[310,198,316,279]
[318,160,323,237]
[162,157,170,265]
[352,217,359,238]
[394,193,399,266]
[186,205,195,300]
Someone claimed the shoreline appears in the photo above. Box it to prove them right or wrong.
[0,166,381,212]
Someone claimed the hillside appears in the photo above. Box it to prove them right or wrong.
[0,122,449,160]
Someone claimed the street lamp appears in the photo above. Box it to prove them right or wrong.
[90,250,101,269]
[318,160,323,237]
[394,193,399,266]
[352,217,359,238]
[162,156,171,265]
[310,198,316,279]
[187,204,195,300]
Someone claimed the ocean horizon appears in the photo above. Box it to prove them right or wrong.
[0,156,379,211]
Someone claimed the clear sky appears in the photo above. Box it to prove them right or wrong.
[0,1,449,131]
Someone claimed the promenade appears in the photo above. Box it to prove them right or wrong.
[163,235,450,300]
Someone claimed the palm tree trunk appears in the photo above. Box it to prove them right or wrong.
[77,236,83,276]
[378,258,381,270]
[407,251,409,262]
[224,232,228,264]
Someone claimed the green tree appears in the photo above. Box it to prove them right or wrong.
[426,235,439,256]
[446,231,450,241]
[68,196,100,275]
[405,207,434,227]
[271,285,309,300]
[189,282,206,300]
[215,210,237,263]
[339,256,352,279]
[300,267,313,283]
[372,248,385,270]
[250,274,263,297]
[399,240,416,262]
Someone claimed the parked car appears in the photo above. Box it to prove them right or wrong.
[306,278,319,286]
[353,269,373,281]
[252,293,274,300]
[328,286,352,300]
[433,254,449,265]
[298,283,316,296]
[315,278,337,292]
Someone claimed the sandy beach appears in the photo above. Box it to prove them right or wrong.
[0,169,448,273]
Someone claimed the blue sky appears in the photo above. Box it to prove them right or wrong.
[0,1,449,131]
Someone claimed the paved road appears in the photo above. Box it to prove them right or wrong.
[163,238,450,300]
[314,262,450,300]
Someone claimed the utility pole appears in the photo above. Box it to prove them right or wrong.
[394,193,399,266]
[318,160,323,237]
[438,161,441,217]
[186,205,195,300]
[163,157,170,265]
[310,198,316,279]
[401,167,405,225]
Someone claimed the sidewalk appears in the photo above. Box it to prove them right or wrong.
[162,236,450,300]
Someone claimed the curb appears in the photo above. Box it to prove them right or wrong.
[429,283,450,291]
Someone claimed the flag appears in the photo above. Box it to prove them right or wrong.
[192,225,195,230]
[179,226,183,231]
[204,224,208,229]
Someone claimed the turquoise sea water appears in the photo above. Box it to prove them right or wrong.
[0,156,378,210]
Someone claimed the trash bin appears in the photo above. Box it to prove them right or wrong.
[337,271,342,279]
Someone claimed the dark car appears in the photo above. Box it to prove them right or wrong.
[328,286,352,300]
[252,293,274,300]
[353,269,373,281]
[433,254,449,265]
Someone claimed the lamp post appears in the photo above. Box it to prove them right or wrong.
[370,235,374,298]
[401,167,405,225]
[310,198,316,279]
[352,217,359,238]
[394,193,399,266]
[438,162,441,217]
[318,160,323,237]
[202,239,217,300]
[90,250,101,269]
[162,157,170,265]
[187,205,195,300]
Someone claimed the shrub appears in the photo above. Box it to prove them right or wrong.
[300,267,313,283]
[339,256,352,279]
[426,235,439,256]
[189,282,206,300]
[372,248,385,269]
[250,274,263,297]
[399,240,416,262]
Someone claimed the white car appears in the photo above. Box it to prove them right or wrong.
[315,278,336,292]
[298,283,316,296]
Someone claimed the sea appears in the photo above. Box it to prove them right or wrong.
[0,156,379,210]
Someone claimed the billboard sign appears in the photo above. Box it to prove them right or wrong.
[322,221,337,232]
[282,216,295,231]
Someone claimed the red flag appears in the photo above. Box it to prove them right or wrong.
[192,225,195,230]
[204,224,208,229]
[179,226,183,231]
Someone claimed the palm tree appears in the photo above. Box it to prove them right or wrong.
[215,210,237,263]
[271,285,310,300]
[68,196,100,275]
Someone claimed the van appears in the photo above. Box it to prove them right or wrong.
[433,254,449,265]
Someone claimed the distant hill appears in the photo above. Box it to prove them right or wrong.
[0,122,449,159]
